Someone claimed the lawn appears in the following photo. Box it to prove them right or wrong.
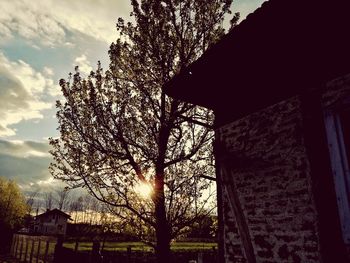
[171,242,217,251]
[63,241,217,252]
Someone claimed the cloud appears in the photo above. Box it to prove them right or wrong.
[43,67,54,76]
[0,140,51,158]
[0,52,56,137]
[0,0,131,47]
[0,0,66,46]
[42,67,62,96]
[74,55,93,76]
[0,139,74,195]
[0,139,52,187]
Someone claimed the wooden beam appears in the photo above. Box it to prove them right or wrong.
[220,164,256,263]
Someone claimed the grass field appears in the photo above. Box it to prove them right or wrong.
[63,241,217,252]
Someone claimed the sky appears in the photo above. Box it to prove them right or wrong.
[0,0,266,194]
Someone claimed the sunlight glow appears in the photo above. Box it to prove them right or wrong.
[134,182,153,199]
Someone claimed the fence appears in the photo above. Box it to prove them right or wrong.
[10,234,57,263]
[56,243,216,263]
[10,235,216,263]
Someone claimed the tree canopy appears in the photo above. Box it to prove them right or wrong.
[50,0,237,261]
[0,177,28,229]
[0,177,28,252]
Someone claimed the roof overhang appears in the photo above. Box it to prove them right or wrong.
[36,209,71,219]
[164,0,350,125]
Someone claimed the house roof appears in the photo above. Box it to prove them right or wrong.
[36,209,71,219]
[164,0,350,125]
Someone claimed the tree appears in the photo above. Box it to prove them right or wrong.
[186,214,217,239]
[50,1,237,261]
[26,189,39,214]
[44,192,54,211]
[0,177,28,252]
[68,193,101,224]
[69,195,84,223]
[56,187,71,211]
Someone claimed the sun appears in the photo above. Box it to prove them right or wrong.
[135,182,153,199]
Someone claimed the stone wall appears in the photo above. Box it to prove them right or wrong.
[216,96,321,262]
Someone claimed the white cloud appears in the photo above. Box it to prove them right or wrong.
[0,22,12,42]
[0,139,68,193]
[0,139,50,158]
[0,0,66,46]
[0,0,267,48]
[0,139,53,189]
[43,67,54,76]
[52,0,131,43]
[74,55,93,76]
[42,67,62,96]
[47,83,62,97]
[0,52,56,137]
[0,0,131,47]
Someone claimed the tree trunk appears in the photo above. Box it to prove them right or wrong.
[154,107,172,262]
[154,172,171,263]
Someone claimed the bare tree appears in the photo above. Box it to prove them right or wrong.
[50,1,236,261]
[69,195,83,223]
[56,187,71,211]
[44,192,54,211]
[26,189,39,214]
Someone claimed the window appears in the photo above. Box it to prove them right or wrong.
[324,106,350,244]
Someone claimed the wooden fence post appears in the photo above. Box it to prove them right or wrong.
[10,234,16,256]
[24,237,29,262]
[14,235,19,259]
[197,252,203,263]
[43,240,50,263]
[36,240,41,263]
[53,236,63,263]
[91,241,102,263]
[19,236,24,261]
[127,246,132,263]
[213,246,217,262]
[29,239,35,263]
[74,240,79,253]
[14,234,18,256]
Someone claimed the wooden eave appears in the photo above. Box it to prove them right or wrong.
[164,0,350,126]
[36,209,71,219]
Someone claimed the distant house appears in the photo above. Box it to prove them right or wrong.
[165,0,350,262]
[33,209,71,236]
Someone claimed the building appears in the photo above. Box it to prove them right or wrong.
[33,209,71,236]
[165,0,350,262]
